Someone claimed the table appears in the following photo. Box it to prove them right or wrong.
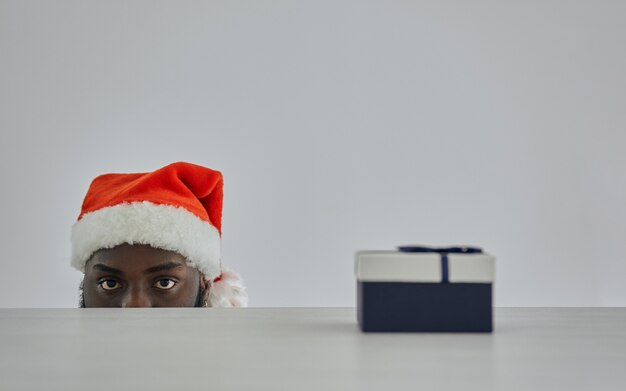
[1,308,625,390]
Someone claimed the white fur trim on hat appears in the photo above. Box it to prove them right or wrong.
[71,201,221,279]
[209,268,249,307]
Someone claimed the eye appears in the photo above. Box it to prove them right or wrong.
[98,279,122,291]
[154,279,176,290]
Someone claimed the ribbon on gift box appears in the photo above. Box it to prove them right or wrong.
[397,246,483,283]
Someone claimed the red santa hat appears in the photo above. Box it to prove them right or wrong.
[70,161,247,307]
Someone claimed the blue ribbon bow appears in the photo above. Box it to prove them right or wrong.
[397,245,483,283]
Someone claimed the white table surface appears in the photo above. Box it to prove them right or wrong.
[1,308,625,391]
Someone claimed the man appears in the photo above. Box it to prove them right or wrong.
[71,162,247,308]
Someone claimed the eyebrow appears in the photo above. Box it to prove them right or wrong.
[144,262,185,274]
[92,264,124,275]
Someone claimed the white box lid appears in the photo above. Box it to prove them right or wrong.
[355,250,495,283]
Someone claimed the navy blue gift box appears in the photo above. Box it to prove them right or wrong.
[355,246,495,332]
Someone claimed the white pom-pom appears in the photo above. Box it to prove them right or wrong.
[208,267,249,307]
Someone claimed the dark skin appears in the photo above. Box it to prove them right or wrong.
[82,244,210,308]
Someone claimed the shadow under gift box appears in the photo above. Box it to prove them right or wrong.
[355,250,495,332]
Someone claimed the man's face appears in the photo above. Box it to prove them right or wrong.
[82,244,207,307]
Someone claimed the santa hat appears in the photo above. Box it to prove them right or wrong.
[70,162,248,307]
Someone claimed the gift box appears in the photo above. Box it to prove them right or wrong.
[355,246,495,332]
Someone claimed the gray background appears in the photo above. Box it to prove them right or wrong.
[1,0,624,308]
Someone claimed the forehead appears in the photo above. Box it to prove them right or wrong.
[86,243,191,271]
